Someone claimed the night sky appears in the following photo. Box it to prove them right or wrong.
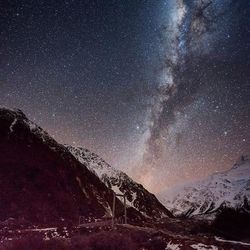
[1,0,250,193]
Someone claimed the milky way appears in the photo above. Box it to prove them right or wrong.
[139,0,250,192]
[1,0,250,193]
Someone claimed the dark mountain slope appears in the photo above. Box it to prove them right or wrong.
[0,108,125,226]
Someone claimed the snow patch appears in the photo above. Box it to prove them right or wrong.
[76,177,89,198]
[27,120,37,131]
[9,118,17,133]
[190,243,218,250]
[166,241,182,250]
[215,236,250,246]
[26,227,57,232]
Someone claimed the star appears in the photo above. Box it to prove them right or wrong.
[0,0,249,192]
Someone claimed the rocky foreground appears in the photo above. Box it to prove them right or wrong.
[0,217,250,250]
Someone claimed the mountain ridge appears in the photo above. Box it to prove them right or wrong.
[0,107,128,225]
[158,156,250,218]
[66,145,173,219]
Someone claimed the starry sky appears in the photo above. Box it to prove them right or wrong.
[1,0,250,193]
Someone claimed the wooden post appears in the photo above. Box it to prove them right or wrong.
[112,193,127,226]
[124,196,127,224]
[112,192,116,228]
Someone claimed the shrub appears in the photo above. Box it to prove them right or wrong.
[70,231,138,250]
[3,236,69,250]
[1,231,138,250]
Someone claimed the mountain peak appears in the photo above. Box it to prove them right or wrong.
[159,156,250,218]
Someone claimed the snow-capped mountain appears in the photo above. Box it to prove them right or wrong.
[67,145,172,219]
[0,107,128,225]
[158,156,250,218]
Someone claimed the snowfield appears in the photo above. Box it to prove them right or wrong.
[158,156,250,217]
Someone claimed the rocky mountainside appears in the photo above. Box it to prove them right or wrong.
[66,145,172,219]
[158,156,250,218]
[0,107,129,226]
